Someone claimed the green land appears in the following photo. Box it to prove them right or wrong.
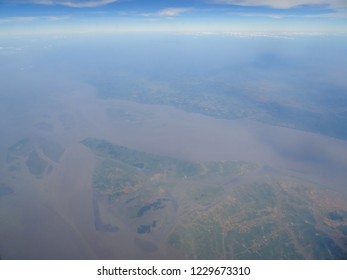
[82,138,347,259]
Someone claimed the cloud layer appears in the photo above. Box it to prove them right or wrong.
[214,0,347,9]
[31,0,118,8]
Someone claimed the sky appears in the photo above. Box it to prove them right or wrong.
[1,0,347,35]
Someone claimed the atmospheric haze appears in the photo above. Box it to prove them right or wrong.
[1,0,347,260]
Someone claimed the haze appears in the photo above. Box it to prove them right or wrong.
[1,0,347,259]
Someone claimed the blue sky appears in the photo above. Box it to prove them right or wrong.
[1,0,347,35]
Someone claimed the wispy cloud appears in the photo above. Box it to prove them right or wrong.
[237,12,284,19]
[143,8,191,18]
[213,0,347,9]
[30,0,118,8]
[157,8,191,17]
[0,46,22,51]
[0,15,69,23]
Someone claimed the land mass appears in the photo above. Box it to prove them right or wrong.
[82,137,347,259]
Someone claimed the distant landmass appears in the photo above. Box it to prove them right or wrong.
[94,66,347,141]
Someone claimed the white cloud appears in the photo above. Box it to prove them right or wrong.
[213,0,347,9]
[0,46,22,52]
[238,12,284,19]
[0,17,37,23]
[143,8,191,18]
[30,0,118,8]
[157,8,191,17]
[0,15,69,23]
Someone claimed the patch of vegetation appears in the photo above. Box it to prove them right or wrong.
[82,138,177,176]
[235,182,276,209]
[26,150,47,177]
[203,161,257,176]
[190,186,225,207]
[8,138,30,154]
[175,161,203,178]
[168,215,224,259]
[81,138,254,180]
[93,160,139,199]
[226,229,301,259]
[7,138,32,163]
